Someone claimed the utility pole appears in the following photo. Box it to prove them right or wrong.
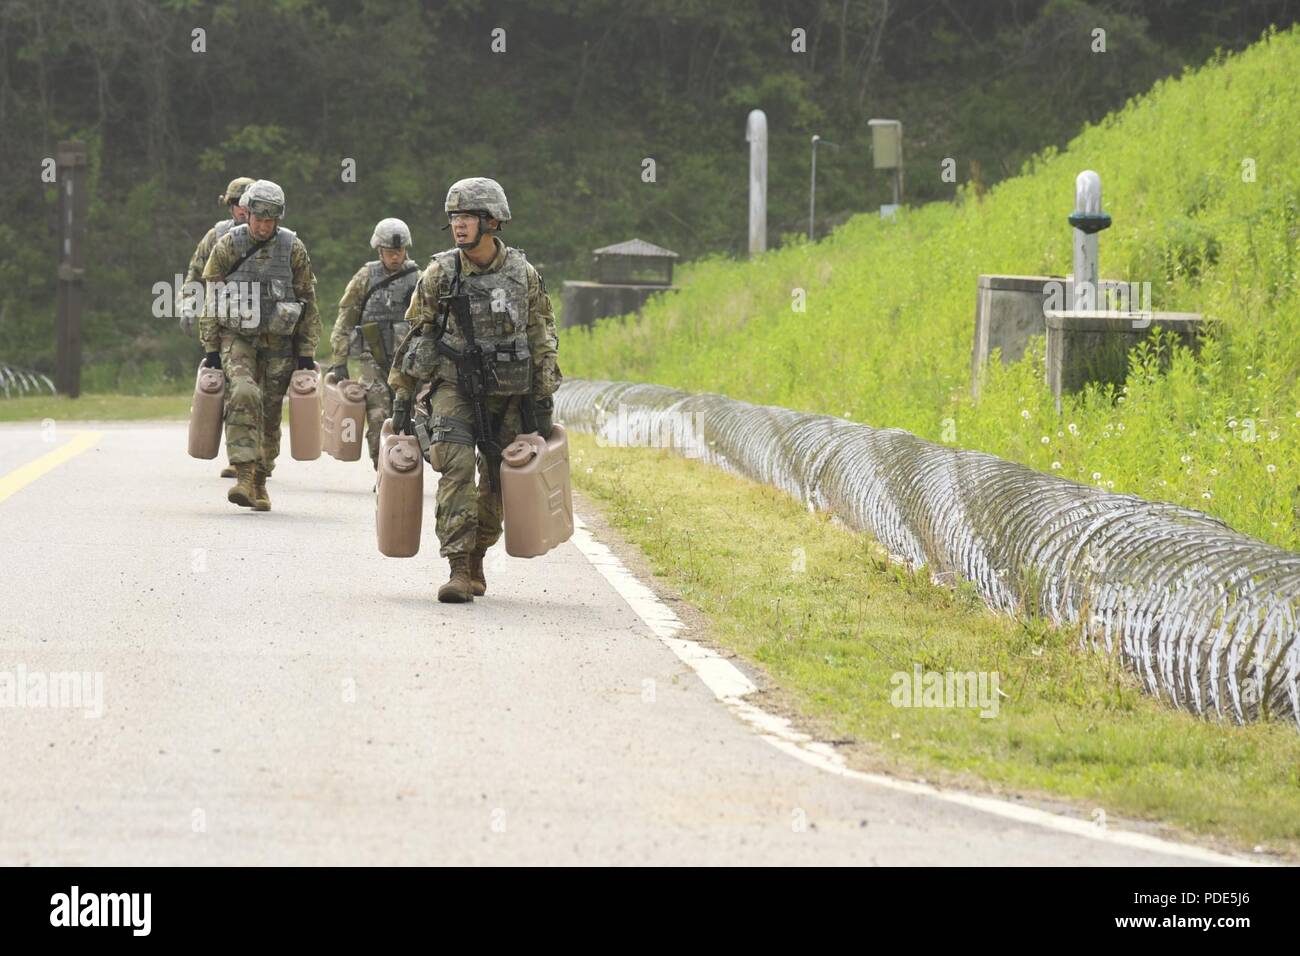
[809,135,838,241]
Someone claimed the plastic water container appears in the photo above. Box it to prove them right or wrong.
[288,364,322,461]
[375,419,424,557]
[500,423,573,558]
[322,371,367,461]
[187,362,225,460]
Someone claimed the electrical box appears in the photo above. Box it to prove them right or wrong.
[868,119,903,170]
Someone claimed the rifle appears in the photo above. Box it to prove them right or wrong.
[435,256,505,493]
[356,263,418,371]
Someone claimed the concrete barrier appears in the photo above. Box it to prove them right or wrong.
[1045,310,1203,411]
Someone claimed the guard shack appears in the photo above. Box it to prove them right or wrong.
[559,238,678,329]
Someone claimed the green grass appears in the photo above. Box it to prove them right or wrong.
[572,433,1300,856]
[565,25,1300,551]
[0,394,189,423]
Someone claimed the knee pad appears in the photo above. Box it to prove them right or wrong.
[229,378,261,409]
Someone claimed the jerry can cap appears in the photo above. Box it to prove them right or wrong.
[290,371,318,394]
[502,439,537,467]
[386,441,420,473]
[197,368,225,393]
[341,381,366,403]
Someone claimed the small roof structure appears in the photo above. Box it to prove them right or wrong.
[592,238,679,259]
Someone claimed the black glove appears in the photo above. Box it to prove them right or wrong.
[392,396,413,435]
[534,396,554,439]
[296,355,316,371]
[204,351,222,370]
[330,364,350,382]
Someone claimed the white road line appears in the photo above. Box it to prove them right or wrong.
[569,513,1264,867]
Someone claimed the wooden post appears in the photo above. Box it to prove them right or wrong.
[55,140,88,398]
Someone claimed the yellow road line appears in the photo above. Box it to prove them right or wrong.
[0,430,103,504]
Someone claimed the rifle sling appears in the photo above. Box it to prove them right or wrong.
[357,263,418,317]
[221,234,275,281]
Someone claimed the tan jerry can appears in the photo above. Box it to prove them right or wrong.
[288,365,322,461]
[375,419,424,557]
[500,423,574,558]
[187,363,225,460]
[321,371,367,461]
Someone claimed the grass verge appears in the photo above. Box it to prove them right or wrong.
[570,432,1300,858]
[0,394,190,423]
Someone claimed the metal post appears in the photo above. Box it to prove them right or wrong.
[808,135,838,242]
[55,140,88,398]
[809,135,819,242]
[868,118,903,219]
[746,109,767,257]
[1068,170,1111,312]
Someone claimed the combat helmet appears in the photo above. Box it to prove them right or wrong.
[219,176,256,206]
[444,178,511,223]
[239,179,287,219]
[370,217,413,250]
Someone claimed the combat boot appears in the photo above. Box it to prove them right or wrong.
[437,556,474,604]
[468,549,487,597]
[252,464,272,512]
[220,464,237,478]
[227,463,257,508]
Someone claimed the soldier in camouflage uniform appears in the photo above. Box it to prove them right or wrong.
[199,180,321,512]
[183,176,254,479]
[326,218,419,468]
[184,176,256,323]
[389,177,561,603]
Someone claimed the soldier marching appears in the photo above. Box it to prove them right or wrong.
[188,175,562,603]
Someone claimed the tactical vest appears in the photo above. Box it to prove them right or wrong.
[213,218,235,242]
[220,224,300,335]
[349,259,418,365]
[434,246,532,395]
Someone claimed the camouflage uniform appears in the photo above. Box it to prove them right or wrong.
[199,225,320,475]
[389,236,561,558]
[182,177,254,338]
[329,259,419,465]
[186,220,236,288]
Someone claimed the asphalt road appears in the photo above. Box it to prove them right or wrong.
[0,421,1244,865]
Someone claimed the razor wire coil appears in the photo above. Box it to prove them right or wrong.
[555,379,1300,728]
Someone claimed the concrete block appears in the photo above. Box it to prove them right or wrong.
[1045,310,1203,411]
[970,274,1125,397]
[559,281,677,330]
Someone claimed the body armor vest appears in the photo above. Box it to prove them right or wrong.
[213,218,235,242]
[221,224,299,335]
[350,259,418,365]
[434,246,532,395]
